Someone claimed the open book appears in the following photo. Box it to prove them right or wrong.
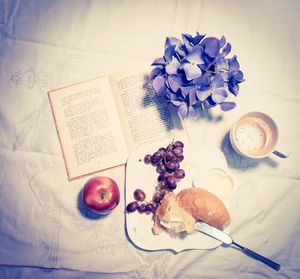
[48,68,187,180]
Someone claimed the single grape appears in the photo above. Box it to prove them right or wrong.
[158,172,170,182]
[174,169,185,179]
[138,203,147,213]
[156,163,166,174]
[174,155,184,162]
[150,156,159,165]
[166,152,176,162]
[173,147,183,156]
[159,149,166,155]
[134,189,146,202]
[167,175,177,190]
[153,151,163,161]
[165,161,178,171]
[159,180,168,189]
[174,141,184,148]
[146,203,155,213]
[168,184,177,190]
[126,201,139,213]
[144,154,152,164]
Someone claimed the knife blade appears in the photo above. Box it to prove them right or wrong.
[195,222,232,244]
[195,222,281,271]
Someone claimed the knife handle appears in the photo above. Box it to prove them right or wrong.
[233,241,281,271]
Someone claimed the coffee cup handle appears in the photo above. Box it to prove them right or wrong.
[272,144,291,158]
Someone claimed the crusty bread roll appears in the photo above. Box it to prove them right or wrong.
[176,188,231,230]
[152,192,196,236]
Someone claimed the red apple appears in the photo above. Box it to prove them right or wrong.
[82,176,120,214]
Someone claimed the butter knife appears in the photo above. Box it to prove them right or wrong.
[195,222,281,271]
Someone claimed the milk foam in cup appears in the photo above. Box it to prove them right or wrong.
[229,111,289,159]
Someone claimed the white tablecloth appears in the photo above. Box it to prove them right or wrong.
[1,1,300,278]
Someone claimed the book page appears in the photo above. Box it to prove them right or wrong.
[109,69,187,152]
[48,77,128,180]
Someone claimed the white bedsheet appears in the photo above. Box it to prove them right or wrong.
[1,1,300,278]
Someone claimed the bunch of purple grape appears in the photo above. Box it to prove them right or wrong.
[126,140,186,214]
[144,140,185,191]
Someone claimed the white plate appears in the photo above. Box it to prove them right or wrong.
[125,140,233,252]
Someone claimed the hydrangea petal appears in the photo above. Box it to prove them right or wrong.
[153,76,166,94]
[203,97,216,109]
[165,88,172,100]
[219,71,229,81]
[182,34,194,52]
[151,57,165,66]
[185,45,204,64]
[182,32,205,46]
[192,33,205,45]
[178,45,188,57]
[233,70,244,82]
[201,37,220,58]
[164,45,176,62]
[166,57,181,75]
[178,88,186,100]
[171,100,183,107]
[222,43,231,57]
[215,56,229,72]
[220,101,236,111]
[169,92,179,101]
[150,67,163,79]
[183,63,202,81]
[196,88,211,101]
[167,75,182,92]
[189,89,197,105]
[193,74,211,88]
[219,36,226,48]
[211,74,224,88]
[165,37,181,49]
[229,55,240,73]
[175,48,186,60]
[228,82,239,96]
[180,87,189,96]
[199,62,210,72]
[178,103,188,119]
[212,88,227,103]
[181,85,194,96]
[204,55,216,67]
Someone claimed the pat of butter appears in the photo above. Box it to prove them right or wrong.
[193,168,234,200]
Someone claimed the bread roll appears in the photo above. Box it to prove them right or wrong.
[152,192,196,236]
[176,187,230,230]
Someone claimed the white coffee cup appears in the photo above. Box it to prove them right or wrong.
[229,111,289,159]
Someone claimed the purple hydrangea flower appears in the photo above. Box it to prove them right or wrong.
[150,33,245,118]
